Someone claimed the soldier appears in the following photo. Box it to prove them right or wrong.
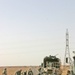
[28,68,33,75]
[2,68,7,75]
[23,71,27,75]
[38,68,44,75]
[15,69,22,75]
[38,68,42,75]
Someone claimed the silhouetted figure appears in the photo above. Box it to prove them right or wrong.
[15,69,22,75]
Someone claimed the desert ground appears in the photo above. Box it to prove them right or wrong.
[0,66,39,75]
[0,66,69,75]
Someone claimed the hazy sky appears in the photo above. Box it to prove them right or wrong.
[0,0,75,66]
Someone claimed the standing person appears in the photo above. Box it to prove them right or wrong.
[2,68,7,75]
[28,68,33,75]
[23,71,27,75]
[15,69,22,75]
[38,68,42,75]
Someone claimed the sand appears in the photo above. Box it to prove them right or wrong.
[0,66,69,75]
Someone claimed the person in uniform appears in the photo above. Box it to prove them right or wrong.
[23,71,27,75]
[15,69,22,75]
[28,68,33,75]
[38,67,45,75]
[2,68,7,75]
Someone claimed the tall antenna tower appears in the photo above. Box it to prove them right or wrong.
[64,29,71,67]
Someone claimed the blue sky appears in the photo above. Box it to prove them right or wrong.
[0,0,75,66]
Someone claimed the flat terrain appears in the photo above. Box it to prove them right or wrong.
[0,66,39,75]
[0,66,69,75]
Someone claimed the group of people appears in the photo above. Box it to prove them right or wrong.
[2,68,33,75]
[15,69,27,75]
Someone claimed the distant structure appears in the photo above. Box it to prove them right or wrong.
[64,29,71,67]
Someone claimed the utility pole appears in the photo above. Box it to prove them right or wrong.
[64,29,71,68]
